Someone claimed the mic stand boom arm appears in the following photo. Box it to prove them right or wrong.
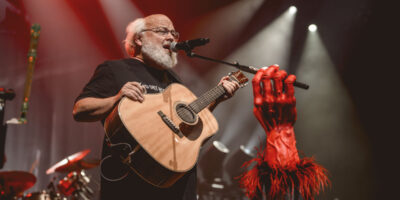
[184,51,309,90]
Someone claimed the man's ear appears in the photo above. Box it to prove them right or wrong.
[134,34,142,47]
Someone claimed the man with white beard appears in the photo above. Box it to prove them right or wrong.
[73,14,239,200]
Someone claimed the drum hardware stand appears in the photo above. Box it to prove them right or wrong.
[46,176,59,197]
[69,170,93,200]
[0,88,15,169]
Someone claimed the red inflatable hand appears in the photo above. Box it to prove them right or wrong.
[240,65,329,200]
[252,65,299,167]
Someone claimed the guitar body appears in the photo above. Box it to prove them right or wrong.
[104,83,219,188]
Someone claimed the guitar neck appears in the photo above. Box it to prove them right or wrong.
[189,85,225,114]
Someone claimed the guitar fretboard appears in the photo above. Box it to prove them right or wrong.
[189,85,225,114]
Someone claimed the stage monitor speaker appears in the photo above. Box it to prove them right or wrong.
[199,140,230,183]
[225,145,256,185]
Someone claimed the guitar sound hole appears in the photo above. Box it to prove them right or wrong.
[176,103,197,124]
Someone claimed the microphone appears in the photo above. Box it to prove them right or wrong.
[168,38,210,52]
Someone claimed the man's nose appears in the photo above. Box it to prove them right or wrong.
[165,31,175,41]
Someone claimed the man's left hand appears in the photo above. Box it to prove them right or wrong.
[218,76,240,102]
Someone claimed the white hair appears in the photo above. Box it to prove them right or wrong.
[124,18,146,57]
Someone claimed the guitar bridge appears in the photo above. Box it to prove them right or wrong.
[157,111,184,138]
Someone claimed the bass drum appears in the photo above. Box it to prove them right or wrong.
[23,191,66,200]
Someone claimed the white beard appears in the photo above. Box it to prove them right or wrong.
[141,40,178,69]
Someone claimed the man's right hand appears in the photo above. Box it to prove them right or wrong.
[73,82,146,122]
[118,82,146,103]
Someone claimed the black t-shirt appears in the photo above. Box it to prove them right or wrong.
[75,58,197,200]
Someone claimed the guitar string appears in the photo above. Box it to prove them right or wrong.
[175,76,243,120]
[176,89,219,119]
[177,85,225,116]
[175,86,225,124]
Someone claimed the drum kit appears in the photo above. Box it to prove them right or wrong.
[0,149,99,200]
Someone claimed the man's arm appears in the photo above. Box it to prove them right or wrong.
[73,81,146,122]
[73,96,120,122]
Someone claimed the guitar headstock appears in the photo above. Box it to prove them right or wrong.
[228,70,249,88]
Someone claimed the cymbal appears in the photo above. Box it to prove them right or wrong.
[54,159,100,173]
[46,149,98,174]
[0,171,36,196]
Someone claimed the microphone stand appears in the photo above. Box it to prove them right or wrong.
[183,50,309,90]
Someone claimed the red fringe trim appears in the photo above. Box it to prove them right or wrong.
[239,156,330,200]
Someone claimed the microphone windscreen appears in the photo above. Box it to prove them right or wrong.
[169,41,178,52]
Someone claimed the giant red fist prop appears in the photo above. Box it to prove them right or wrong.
[252,65,299,167]
[240,65,329,200]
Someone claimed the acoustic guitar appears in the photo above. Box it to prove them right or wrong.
[102,70,248,187]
